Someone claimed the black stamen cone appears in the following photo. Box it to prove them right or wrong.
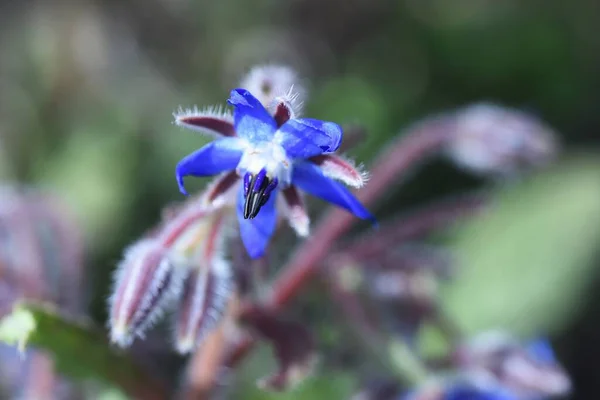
[243,174,271,219]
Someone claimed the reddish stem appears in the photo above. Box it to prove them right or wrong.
[325,261,381,339]
[224,117,452,367]
[180,294,242,400]
[271,118,451,308]
[343,193,488,261]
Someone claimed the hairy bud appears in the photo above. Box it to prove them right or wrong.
[108,240,184,347]
[174,259,233,354]
[239,64,307,118]
[454,331,571,398]
[446,103,558,177]
[173,209,234,353]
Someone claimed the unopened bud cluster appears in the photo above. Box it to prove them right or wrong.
[108,203,234,354]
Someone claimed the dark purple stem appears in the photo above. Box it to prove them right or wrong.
[340,193,489,261]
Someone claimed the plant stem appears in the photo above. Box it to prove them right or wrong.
[342,192,488,261]
[224,117,452,369]
[325,257,430,386]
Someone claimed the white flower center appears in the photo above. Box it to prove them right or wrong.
[236,141,292,186]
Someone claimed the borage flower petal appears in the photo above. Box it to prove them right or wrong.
[526,338,556,363]
[176,137,245,196]
[442,385,518,400]
[292,161,376,223]
[236,186,278,259]
[227,88,277,142]
[174,82,375,259]
[275,118,342,158]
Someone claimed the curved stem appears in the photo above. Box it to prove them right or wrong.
[224,117,452,369]
[325,257,430,386]
[342,192,488,261]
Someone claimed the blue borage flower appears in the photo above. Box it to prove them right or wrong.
[174,88,375,258]
[403,380,518,400]
[442,384,518,400]
[452,332,571,400]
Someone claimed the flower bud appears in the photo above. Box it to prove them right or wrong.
[172,208,234,353]
[108,240,184,347]
[174,258,233,354]
[454,331,571,398]
[239,64,307,118]
[446,103,558,177]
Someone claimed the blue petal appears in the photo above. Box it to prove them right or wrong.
[276,118,343,158]
[227,88,277,142]
[176,138,244,196]
[236,186,277,259]
[292,161,376,223]
[444,386,518,400]
[526,338,556,363]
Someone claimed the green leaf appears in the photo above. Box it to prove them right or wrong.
[96,387,130,400]
[34,130,138,252]
[441,156,600,336]
[240,373,355,400]
[234,344,355,400]
[0,302,166,399]
[307,75,391,161]
[416,322,451,360]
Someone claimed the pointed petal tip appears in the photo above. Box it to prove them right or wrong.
[292,161,375,225]
[227,88,252,107]
[174,336,196,354]
[240,233,268,259]
[293,219,310,237]
[364,211,378,226]
[176,174,189,196]
[247,247,266,259]
[353,207,377,227]
[237,186,277,259]
[109,323,133,348]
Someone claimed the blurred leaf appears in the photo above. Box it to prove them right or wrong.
[96,387,129,400]
[416,322,451,359]
[240,373,355,400]
[34,130,138,250]
[0,303,164,397]
[388,338,429,385]
[234,344,355,400]
[441,156,600,336]
[307,75,390,162]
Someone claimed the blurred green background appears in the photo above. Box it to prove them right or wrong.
[1,0,599,398]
